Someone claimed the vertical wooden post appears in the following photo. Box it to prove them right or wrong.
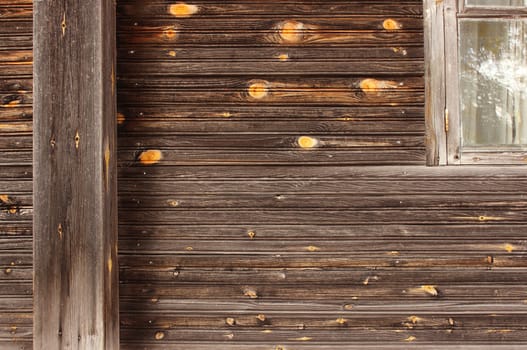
[33,0,119,348]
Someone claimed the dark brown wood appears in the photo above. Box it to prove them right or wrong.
[114,1,527,347]
[0,0,33,348]
[33,0,118,349]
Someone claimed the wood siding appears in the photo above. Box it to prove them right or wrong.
[0,0,525,349]
[116,0,527,349]
[0,0,33,348]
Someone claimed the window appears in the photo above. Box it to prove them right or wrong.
[425,0,527,165]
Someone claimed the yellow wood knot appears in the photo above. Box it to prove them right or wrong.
[392,47,408,56]
[306,245,320,252]
[275,346,286,350]
[243,288,258,299]
[0,194,8,203]
[448,318,455,326]
[225,317,236,326]
[487,329,512,334]
[503,243,515,253]
[107,258,112,273]
[154,331,165,340]
[405,335,416,342]
[408,316,422,324]
[247,231,256,239]
[362,277,370,285]
[224,333,234,340]
[168,3,199,17]
[262,329,273,333]
[289,336,312,341]
[58,224,63,240]
[8,207,17,214]
[279,20,305,43]
[185,246,193,251]
[257,314,266,322]
[138,149,162,165]
[221,112,232,118]
[298,136,318,149]
[162,27,178,40]
[278,53,289,61]
[4,268,12,275]
[336,317,347,325]
[117,112,126,125]
[421,285,438,296]
[343,304,354,310]
[168,50,177,57]
[383,18,402,30]
[75,131,80,149]
[3,99,21,107]
[248,81,269,99]
[151,297,159,303]
[167,199,179,207]
[360,78,399,92]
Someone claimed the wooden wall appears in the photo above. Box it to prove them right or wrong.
[116,0,527,349]
[0,0,526,349]
[0,0,33,348]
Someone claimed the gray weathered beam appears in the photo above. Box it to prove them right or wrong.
[33,0,118,348]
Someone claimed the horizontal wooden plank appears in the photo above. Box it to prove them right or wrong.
[118,149,425,165]
[119,283,527,300]
[118,193,526,209]
[120,328,527,343]
[118,90,423,106]
[117,76,424,90]
[0,21,31,35]
[118,135,425,150]
[0,92,31,106]
[0,50,32,63]
[118,60,424,76]
[118,31,424,47]
[0,6,32,20]
[117,105,423,121]
[120,313,527,329]
[0,122,32,134]
[120,120,425,134]
[117,179,527,194]
[0,282,31,296]
[119,298,527,314]
[117,46,424,60]
[118,239,527,255]
[0,78,32,92]
[118,254,526,269]
[118,17,423,32]
[119,267,527,284]
[117,2,423,19]
[118,224,527,240]
[0,107,32,121]
[116,165,527,179]
[0,35,32,50]
[119,344,527,350]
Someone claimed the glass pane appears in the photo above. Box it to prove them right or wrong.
[466,0,527,7]
[459,19,527,147]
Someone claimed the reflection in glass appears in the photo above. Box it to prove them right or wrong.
[459,20,527,147]
[466,0,527,7]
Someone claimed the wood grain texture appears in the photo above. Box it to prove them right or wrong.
[0,0,32,348]
[33,0,118,348]
[116,1,526,348]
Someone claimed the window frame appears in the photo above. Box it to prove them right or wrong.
[424,0,527,165]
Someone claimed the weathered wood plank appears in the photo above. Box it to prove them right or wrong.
[33,0,118,348]
[118,254,526,269]
[117,2,423,18]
